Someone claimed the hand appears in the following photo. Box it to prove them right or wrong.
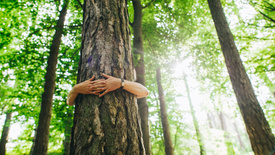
[99,73,121,97]
[74,76,106,95]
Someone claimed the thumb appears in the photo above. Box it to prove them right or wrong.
[89,75,95,81]
[99,90,109,97]
[102,73,111,79]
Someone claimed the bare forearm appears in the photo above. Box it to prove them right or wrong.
[67,87,78,106]
[67,77,106,106]
[123,80,149,98]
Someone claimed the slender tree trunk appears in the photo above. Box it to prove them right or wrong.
[219,112,235,154]
[29,128,37,155]
[0,112,12,155]
[156,68,174,155]
[207,0,275,154]
[63,111,72,155]
[31,1,69,154]
[207,112,213,128]
[69,0,145,154]
[233,122,245,151]
[183,72,205,155]
[131,0,150,154]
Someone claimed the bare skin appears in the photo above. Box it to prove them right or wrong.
[67,73,149,106]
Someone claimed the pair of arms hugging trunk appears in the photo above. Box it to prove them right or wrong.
[67,73,149,106]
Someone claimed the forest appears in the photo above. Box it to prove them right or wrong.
[0,0,274,154]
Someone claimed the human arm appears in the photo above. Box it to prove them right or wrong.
[66,76,106,106]
[99,73,149,98]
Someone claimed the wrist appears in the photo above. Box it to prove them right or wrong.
[120,78,125,89]
[72,84,80,93]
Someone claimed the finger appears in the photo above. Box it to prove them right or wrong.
[94,87,106,92]
[93,81,106,85]
[89,75,95,81]
[90,92,100,95]
[102,73,111,79]
[89,84,106,90]
[99,90,109,97]
[89,86,94,90]
[91,80,105,85]
[92,84,106,88]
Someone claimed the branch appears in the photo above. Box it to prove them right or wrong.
[27,25,53,38]
[259,11,275,23]
[142,0,156,9]
[263,0,275,11]
[144,34,156,56]
[236,36,274,41]
[129,21,133,27]
[247,23,275,28]
[76,0,83,9]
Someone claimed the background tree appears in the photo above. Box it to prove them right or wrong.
[207,0,275,154]
[156,67,174,155]
[32,0,69,154]
[130,0,151,153]
[183,71,205,155]
[0,112,12,155]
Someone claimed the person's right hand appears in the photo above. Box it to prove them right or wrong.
[74,76,106,95]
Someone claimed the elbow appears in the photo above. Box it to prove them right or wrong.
[144,89,149,97]
[66,99,75,106]
[138,88,149,98]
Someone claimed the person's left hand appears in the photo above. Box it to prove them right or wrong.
[99,73,122,97]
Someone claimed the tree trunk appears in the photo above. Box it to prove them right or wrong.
[207,112,213,128]
[219,112,234,154]
[63,111,73,155]
[32,1,69,154]
[29,128,37,155]
[131,0,150,154]
[233,122,245,151]
[69,0,145,154]
[183,72,205,155]
[0,112,12,155]
[156,68,174,155]
[207,0,275,154]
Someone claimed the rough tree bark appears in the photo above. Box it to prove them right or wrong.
[183,72,205,155]
[31,0,69,154]
[131,0,150,154]
[156,68,174,155]
[0,112,12,155]
[69,0,145,154]
[207,0,275,154]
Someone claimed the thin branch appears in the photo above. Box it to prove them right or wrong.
[259,11,275,23]
[236,36,274,41]
[27,25,53,38]
[247,23,275,28]
[129,21,133,27]
[64,24,83,28]
[76,0,83,9]
[142,0,156,9]
[144,34,157,56]
[263,0,275,11]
